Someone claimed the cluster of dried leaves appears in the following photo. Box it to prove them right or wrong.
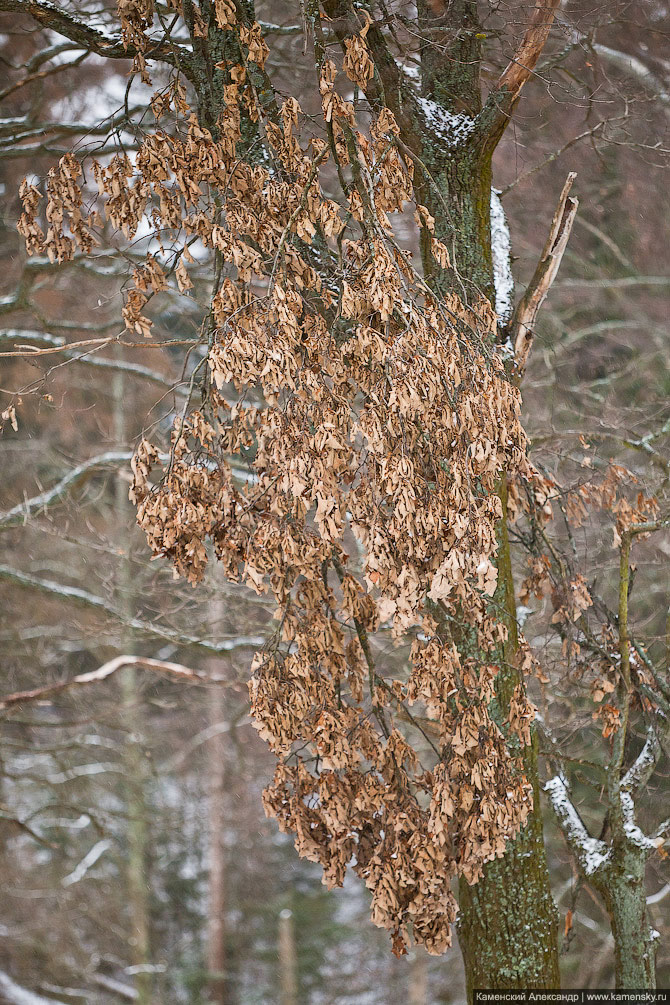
[18,2,541,954]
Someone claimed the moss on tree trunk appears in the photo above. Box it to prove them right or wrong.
[457,735,560,994]
[598,843,657,988]
[454,486,560,996]
[416,51,561,983]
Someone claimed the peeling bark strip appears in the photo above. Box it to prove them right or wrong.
[9,0,566,982]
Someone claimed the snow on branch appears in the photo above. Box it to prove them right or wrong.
[0,329,64,348]
[0,451,133,528]
[594,44,670,110]
[0,0,192,75]
[620,791,656,852]
[647,882,670,906]
[621,725,663,794]
[0,969,65,1005]
[92,974,137,1001]
[61,839,111,886]
[544,774,610,877]
[0,564,266,655]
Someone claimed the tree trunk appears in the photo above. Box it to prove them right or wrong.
[599,842,656,988]
[278,909,298,1005]
[414,5,561,990]
[455,492,560,994]
[457,750,560,993]
[120,664,152,1005]
[206,604,229,1005]
[115,367,152,1005]
[409,948,428,1005]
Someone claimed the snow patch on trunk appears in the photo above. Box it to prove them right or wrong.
[417,97,476,147]
[490,189,514,324]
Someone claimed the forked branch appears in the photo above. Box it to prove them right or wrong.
[0,0,193,75]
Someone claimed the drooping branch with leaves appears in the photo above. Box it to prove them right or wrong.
[9,0,567,978]
[7,0,670,993]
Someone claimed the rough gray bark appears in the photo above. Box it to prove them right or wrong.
[603,844,657,988]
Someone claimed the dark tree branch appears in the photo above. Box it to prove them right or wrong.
[0,0,194,78]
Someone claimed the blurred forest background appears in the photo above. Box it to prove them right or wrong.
[1,1,670,1002]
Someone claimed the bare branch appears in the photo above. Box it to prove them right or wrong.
[0,0,193,76]
[0,107,147,155]
[500,119,611,195]
[594,44,670,110]
[0,451,133,529]
[556,275,670,290]
[511,172,578,376]
[0,331,184,392]
[0,654,215,710]
[0,563,265,654]
[0,336,116,358]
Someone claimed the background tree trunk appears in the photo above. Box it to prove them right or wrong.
[409,948,428,1005]
[278,908,298,1005]
[605,852,657,988]
[206,592,230,1004]
[114,366,152,1005]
